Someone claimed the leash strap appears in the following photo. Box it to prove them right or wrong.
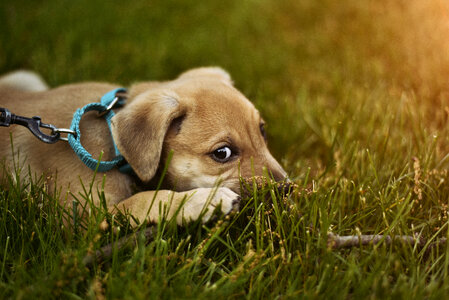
[68,88,129,172]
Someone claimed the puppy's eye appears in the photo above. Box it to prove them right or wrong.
[211,146,233,163]
[260,123,267,141]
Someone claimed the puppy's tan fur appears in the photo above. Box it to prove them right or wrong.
[0,67,286,225]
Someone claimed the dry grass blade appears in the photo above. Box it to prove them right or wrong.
[328,233,448,254]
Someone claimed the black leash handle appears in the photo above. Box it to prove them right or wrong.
[0,107,61,144]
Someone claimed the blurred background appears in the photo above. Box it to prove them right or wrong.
[1,0,449,180]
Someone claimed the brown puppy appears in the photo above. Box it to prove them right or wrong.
[0,67,287,225]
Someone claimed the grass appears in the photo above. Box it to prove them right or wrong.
[2,0,449,298]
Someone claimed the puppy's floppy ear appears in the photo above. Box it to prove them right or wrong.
[111,90,185,182]
[178,67,233,86]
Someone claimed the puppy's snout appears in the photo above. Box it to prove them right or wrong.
[266,157,288,182]
[271,167,287,182]
[241,153,288,183]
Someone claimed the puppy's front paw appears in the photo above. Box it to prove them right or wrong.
[178,187,240,225]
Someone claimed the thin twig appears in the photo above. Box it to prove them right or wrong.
[328,233,447,253]
[83,226,156,267]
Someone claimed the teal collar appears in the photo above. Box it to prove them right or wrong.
[67,88,133,174]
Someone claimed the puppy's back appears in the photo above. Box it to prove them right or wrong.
[0,70,48,93]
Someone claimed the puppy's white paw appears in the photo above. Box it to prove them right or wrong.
[178,187,240,224]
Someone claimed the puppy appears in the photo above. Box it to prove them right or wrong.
[0,67,287,225]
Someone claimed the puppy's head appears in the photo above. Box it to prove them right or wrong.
[111,67,287,192]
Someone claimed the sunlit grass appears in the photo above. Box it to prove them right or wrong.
[2,0,449,298]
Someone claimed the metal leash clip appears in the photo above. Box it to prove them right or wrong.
[97,91,128,117]
[98,96,120,117]
[0,107,75,144]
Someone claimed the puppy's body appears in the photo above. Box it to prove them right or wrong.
[0,68,286,225]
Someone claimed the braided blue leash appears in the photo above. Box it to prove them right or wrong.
[68,88,129,172]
